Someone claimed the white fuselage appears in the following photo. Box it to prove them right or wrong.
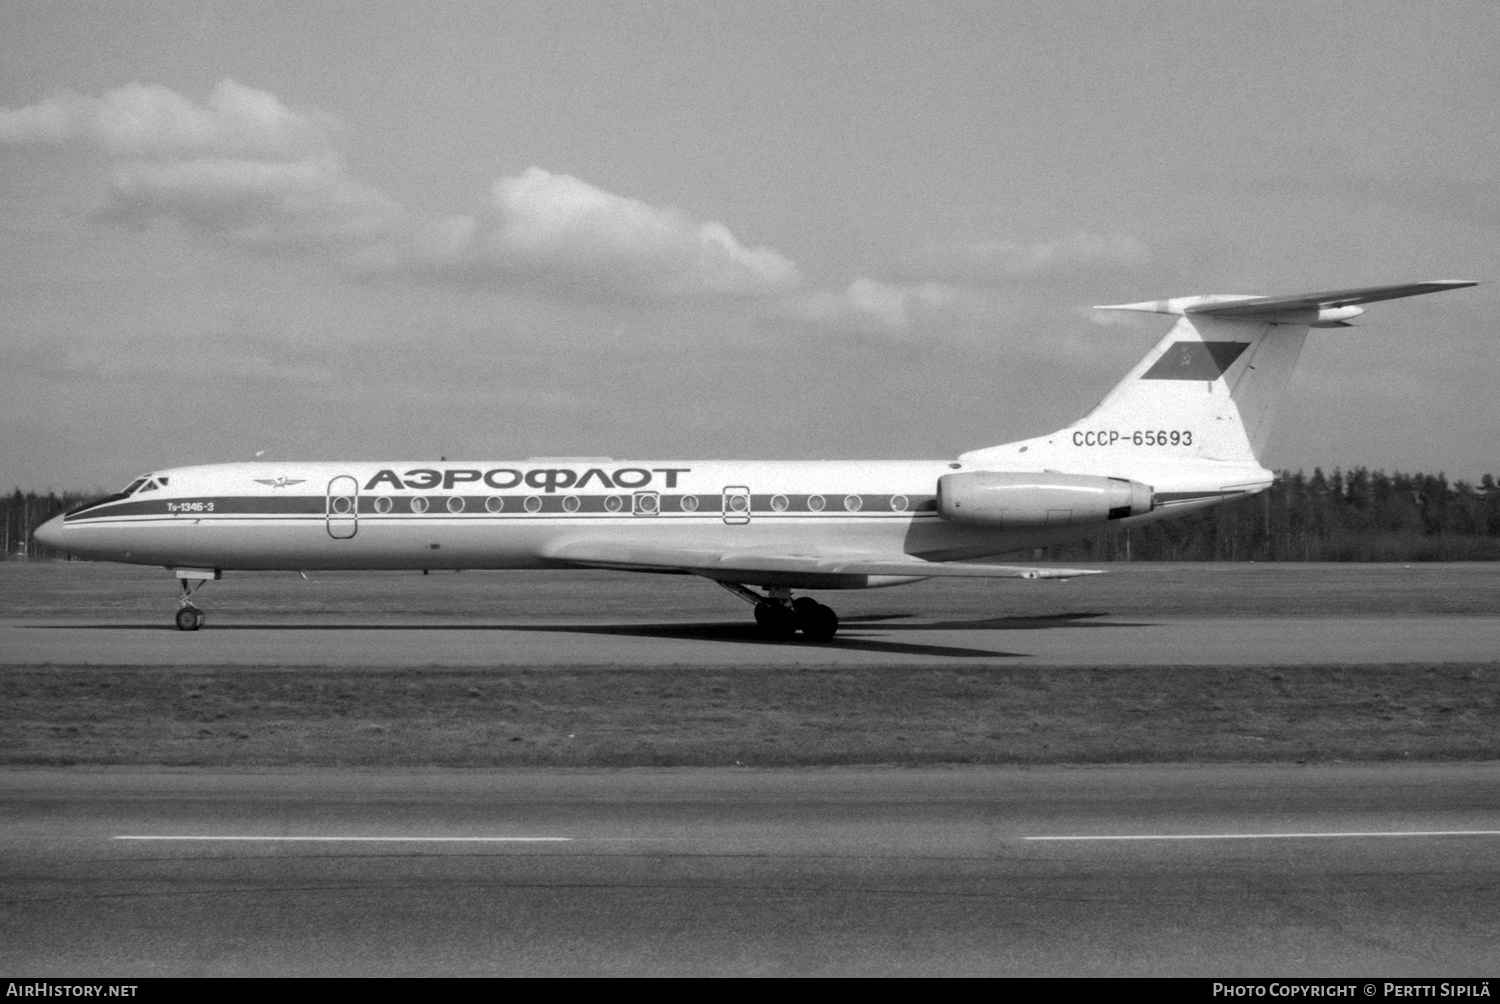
[41,456,1255,585]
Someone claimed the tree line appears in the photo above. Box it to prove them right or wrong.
[1043,469,1500,562]
[5,469,1500,562]
[3,489,103,560]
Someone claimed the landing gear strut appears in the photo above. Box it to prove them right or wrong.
[719,583,839,641]
[173,568,220,631]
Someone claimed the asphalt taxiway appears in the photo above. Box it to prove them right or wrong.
[5,613,1500,666]
[5,564,1496,975]
[3,765,1497,976]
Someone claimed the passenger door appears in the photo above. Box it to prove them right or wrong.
[722,485,751,525]
[326,476,359,539]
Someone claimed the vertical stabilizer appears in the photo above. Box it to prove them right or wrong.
[959,280,1475,472]
[1076,310,1307,464]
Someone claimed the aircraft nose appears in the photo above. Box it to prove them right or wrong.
[33,514,65,551]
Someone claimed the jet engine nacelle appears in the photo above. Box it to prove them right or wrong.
[937,471,1153,527]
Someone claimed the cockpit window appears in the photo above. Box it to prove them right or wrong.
[66,476,157,518]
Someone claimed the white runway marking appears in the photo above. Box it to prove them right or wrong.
[115,835,573,842]
[1026,830,1500,842]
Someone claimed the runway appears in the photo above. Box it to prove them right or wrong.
[3,765,1498,976]
[5,613,1500,666]
[4,562,1499,668]
[5,565,1496,974]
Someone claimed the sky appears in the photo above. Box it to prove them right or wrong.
[2,0,1496,491]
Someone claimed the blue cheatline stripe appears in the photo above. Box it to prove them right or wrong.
[64,494,940,523]
[65,496,321,520]
[64,513,944,530]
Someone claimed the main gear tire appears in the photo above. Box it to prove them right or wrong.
[753,601,798,640]
[793,597,839,641]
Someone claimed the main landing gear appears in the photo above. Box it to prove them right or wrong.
[717,583,839,641]
[172,568,220,631]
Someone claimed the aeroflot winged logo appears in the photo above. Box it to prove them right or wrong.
[254,476,306,488]
[364,466,692,493]
[1141,341,1250,381]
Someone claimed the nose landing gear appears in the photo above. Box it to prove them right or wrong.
[175,603,204,632]
[720,583,839,641]
[172,568,220,631]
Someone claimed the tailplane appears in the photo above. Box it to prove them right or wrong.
[961,280,1476,473]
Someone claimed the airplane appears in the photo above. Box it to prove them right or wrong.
[34,279,1476,639]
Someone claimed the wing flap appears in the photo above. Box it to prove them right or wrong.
[543,540,1099,581]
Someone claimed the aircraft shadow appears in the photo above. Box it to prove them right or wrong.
[844,612,1155,631]
[32,611,1147,659]
[35,620,1023,658]
[498,621,1026,658]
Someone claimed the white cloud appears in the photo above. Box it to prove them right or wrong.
[98,159,802,301]
[6,82,1149,315]
[4,81,800,304]
[889,232,1151,284]
[756,231,1155,338]
[466,167,800,300]
[0,79,330,159]
[763,277,961,335]
[100,153,406,252]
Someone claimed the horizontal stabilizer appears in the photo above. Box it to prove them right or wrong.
[544,540,1100,581]
[1185,280,1478,318]
[1096,280,1476,319]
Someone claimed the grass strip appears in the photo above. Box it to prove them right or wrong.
[3,662,1496,768]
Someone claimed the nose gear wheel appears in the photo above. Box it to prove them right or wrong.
[175,605,203,631]
[172,570,218,631]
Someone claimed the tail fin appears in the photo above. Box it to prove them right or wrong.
[961,280,1476,471]
[1068,302,1307,465]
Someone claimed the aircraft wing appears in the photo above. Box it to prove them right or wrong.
[543,540,1100,580]
[1184,279,1477,317]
